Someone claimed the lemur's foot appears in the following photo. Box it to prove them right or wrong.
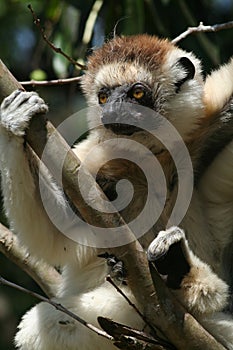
[147,226,190,289]
[0,90,48,137]
[98,252,127,284]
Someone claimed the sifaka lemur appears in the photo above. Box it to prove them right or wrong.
[0,34,233,349]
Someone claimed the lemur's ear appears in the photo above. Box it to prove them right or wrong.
[175,57,195,92]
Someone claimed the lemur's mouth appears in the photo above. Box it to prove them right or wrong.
[104,123,142,136]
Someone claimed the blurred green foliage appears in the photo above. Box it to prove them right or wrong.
[1,0,233,81]
[0,0,233,348]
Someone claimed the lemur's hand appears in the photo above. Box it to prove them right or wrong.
[98,252,127,284]
[0,90,48,138]
[147,226,190,289]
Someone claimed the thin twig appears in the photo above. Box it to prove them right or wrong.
[0,276,113,341]
[172,21,233,44]
[106,276,174,349]
[28,4,86,71]
[20,76,82,86]
[106,276,153,330]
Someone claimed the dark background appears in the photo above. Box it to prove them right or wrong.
[0,0,233,348]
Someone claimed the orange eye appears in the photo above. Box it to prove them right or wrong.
[132,88,144,100]
[98,93,108,104]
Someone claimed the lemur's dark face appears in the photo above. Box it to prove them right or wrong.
[98,82,154,135]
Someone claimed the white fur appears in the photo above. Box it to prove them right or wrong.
[94,62,153,93]
[204,57,233,116]
[175,251,229,315]
[199,140,233,246]
[15,284,142,350]
[162,48,205,137]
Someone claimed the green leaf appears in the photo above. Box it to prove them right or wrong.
[30,69,47,81]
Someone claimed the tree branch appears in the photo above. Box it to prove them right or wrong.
[172,20,233,44]
[106,275,154,331]
[28,5,86,71]
[0,222,62,298]
[0,59,227,349]
[20,76,82,86]
[98,317,173,350]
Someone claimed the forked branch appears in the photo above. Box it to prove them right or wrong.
[172,21,233,44]
[28,4,86,71]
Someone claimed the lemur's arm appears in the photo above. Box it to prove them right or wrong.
[195,58,233,182]
[0,90,79,265]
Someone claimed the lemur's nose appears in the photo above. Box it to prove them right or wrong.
[101,103,142,136]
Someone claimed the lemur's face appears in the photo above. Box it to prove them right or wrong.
[97,81,154,136]
[82,35,205,143]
